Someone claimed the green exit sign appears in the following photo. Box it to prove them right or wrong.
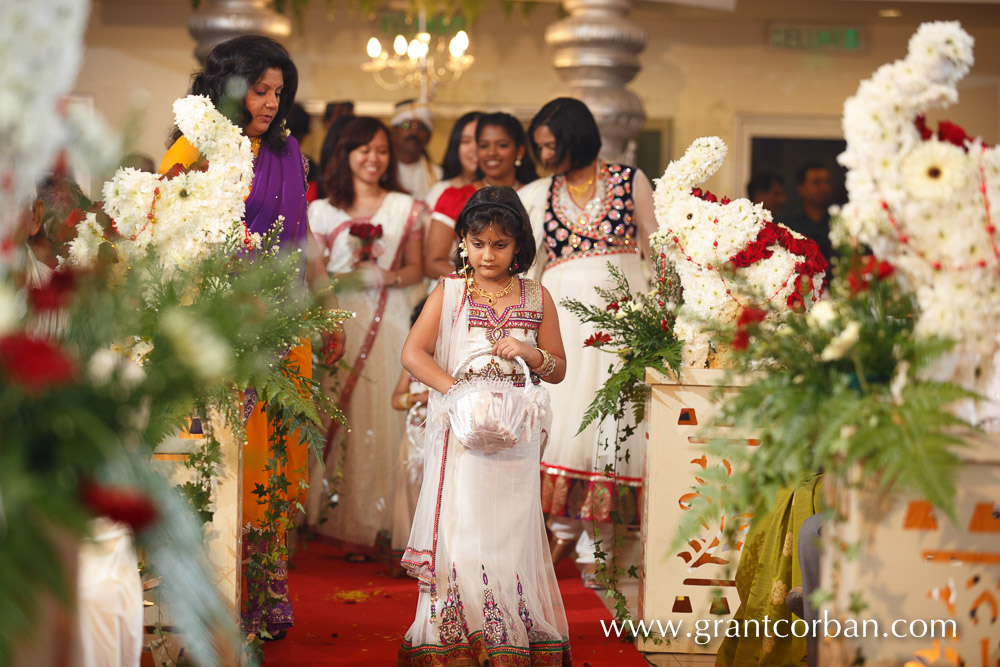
[769,24,865,52]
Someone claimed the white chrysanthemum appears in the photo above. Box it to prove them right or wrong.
[66,213,105,268]
[901,140,972,201]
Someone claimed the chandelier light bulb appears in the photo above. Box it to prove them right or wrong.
[449,30,469,58]
[407,38,420,59]
[393,34,408,56]
[366,37,382,59]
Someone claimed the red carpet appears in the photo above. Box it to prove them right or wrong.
[264,540,648,665]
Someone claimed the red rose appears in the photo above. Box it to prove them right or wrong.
[80,479,159,532]
[848,256,895,295]
[0,334,76,391]
[914,116,934,141]
[28,269,76,312]
[606,302,620,312]
[873,258,895,280]
[349,222,383,241]
[786,291,805,312]
[584,332,612,348]
[937,120,970,150]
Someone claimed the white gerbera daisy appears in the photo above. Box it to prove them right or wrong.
[900,140,973,201]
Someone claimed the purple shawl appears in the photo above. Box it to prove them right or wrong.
[245,135,309,266]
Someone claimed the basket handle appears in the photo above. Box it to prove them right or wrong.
[451,349,532,393]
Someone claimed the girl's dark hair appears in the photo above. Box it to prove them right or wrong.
[410,296,428,326]
[527,97,601,173]
[173,35,299,152]
[440,111,481,181]
[324,116,403,210]
[316,114,355,199]
[476,112,538,185]
[453,186,535,274]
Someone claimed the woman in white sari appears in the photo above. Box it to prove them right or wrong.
[307,116,427,551]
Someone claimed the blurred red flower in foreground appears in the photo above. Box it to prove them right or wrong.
[732,306,768,351]
[80,479,159,532]
[28,269,77,312]
[0,333,76,391]
[847,256,895,295]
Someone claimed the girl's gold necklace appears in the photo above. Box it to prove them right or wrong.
[471,275,516,307]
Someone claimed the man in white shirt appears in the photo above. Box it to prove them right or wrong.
[390,99,441,201]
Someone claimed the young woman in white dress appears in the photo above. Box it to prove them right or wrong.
[521,97,657,586]
[306,116,427,552]
[398,186,571,665]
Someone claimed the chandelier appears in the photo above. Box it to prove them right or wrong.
[362,11,474,92]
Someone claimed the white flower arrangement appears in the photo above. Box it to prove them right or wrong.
[835,21,1000,395]
[64,95,255,273]
[652,136,827,367]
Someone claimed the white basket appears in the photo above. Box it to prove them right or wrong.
[444,351,538,454]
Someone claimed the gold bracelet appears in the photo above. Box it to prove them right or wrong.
[533,347,557,377]
[400,392,412,409]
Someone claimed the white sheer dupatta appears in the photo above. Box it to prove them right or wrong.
[401,277,469,584]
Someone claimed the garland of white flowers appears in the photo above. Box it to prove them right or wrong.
[65,95,258,272]
[835,21,1000,396]
[651,136,826,367]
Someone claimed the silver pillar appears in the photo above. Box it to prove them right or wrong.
[545,0,647,163]
[188,0,292,64]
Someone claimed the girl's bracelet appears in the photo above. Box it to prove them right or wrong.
[532,347,557,377]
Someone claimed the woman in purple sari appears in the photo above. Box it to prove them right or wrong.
[160,35,342,640]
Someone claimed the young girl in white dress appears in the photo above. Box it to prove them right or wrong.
[398,186,573,666]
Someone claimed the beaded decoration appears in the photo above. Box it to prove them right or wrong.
[481,566,509,646]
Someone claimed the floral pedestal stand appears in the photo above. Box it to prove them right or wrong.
[147,409,242,666]
[819,431,1000,667]
[640,367,755,655]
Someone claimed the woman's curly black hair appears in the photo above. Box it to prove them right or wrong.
[453,186,536,275]
[172,35,298,152]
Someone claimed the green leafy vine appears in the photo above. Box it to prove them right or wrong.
[561,255,684,629]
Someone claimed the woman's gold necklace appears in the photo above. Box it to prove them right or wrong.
[566,167,596,201]
[472,275,516,307]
